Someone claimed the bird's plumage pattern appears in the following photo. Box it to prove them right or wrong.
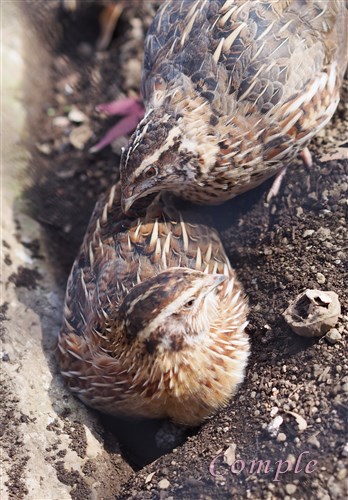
[120,0,348,209]
[58,183,249,425]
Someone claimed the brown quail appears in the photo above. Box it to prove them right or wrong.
[58,183,249,425]
[120,0,348,212]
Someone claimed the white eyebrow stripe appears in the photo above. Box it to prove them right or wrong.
[137,286,196,340]
[132,125,182,179]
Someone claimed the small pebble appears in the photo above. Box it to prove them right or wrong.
[69,125,93,150]
[52,116,70,127]
[277,433,287,442]
[328,479,344,498]
[68,107,87,123]
[317,227,331,240]
[158,479,170,490]
[36,143,52,155]
[286,454,296,466]
[336,468,346,480]
[307,435,321,449]
[303,229,315,238]
[270,407,279,417]
[296,207,303,217]
[267,416,283,437]
[316,272,326,284]
[285,484,297,495]
[325,328,342,344]
[341,443,348,457]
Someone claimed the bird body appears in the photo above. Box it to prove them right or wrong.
[58,183,249,425]
[120,0,348,211]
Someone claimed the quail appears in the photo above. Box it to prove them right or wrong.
[120,0,348,212]
[58,183,249,425]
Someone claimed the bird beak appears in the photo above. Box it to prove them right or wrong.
[121,183,160,214]
[121,192,140,214]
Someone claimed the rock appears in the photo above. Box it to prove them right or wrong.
[267,416,283,437]
[276,433,287,442]
[36,142,52,155]
[303,229,315,238]
[285,484,297,495]
[270,407,279,417]
[68,107,88,123]
[325,328,342,344]
[307,435,321,449]
[316,272,326,284]
[52,116,70,127]
[296,207,303,217]
[317,227,331,240]
[158,479,170,490]
[223,444,237,466]
[336,468,346,481]
[341,443,348,458]
[69,124,93,150]
[283,289,341,337]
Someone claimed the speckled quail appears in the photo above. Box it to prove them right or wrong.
[58,183,249,425]
[120,0,348,212]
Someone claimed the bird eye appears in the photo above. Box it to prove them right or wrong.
[144,165,157,179]
[184,298,195,309]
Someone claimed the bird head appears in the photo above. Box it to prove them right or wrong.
[117,268,227,354]
[120,109,204,213]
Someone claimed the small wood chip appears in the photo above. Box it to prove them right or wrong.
[145,472,155,484]
[223,444,236,466]
[286,411,307,431]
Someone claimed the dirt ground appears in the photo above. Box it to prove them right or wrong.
[2,2,347,499]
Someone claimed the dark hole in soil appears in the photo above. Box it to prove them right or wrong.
[100,414,195,470]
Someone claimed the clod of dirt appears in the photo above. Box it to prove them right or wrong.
[8,266,42,290]
[283,289,341,337]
